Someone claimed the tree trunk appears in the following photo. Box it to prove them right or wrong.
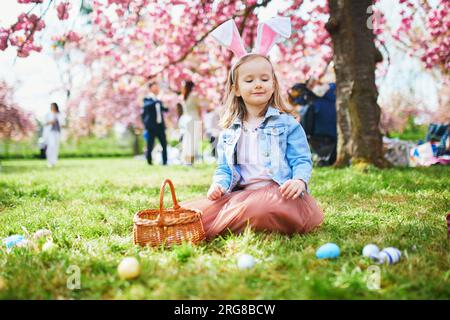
[130,126,140,156]
[326,0,387,168]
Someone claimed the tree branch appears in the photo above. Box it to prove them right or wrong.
[146,0,271,79]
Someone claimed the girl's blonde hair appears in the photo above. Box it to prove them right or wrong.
[219,54,293,128]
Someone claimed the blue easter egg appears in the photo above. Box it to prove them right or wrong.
[316,243,340,259]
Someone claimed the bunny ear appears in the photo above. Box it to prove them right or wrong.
[210,19,248,58]
[254,16,291,56]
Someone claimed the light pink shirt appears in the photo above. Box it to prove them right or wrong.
[237,129,272,190]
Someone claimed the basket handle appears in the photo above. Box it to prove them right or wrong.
[157,179,180,226]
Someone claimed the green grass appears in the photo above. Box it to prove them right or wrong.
[0,133,208,160]
[0,134,143,159]
[0,158,449,299]
[387,120,428,143]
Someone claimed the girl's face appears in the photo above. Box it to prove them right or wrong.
[235,56,274,110]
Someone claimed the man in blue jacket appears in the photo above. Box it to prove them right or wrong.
[141,82,169,165]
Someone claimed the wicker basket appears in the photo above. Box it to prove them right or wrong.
[133,179,205,248]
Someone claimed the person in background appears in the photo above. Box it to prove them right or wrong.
[203,105,221,157]
[176,102,184,122]
[180,80,203,165]
[43,102,64,168]
[288,81,337,166]
[141,82,169,165]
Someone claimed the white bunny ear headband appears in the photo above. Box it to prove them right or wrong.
[210,16,292,83]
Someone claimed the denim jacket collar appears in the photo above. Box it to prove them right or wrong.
[231,106,281,127]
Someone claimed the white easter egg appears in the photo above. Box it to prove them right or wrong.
[362,244,379,258]
[237,254,255,270]
[42,241,58,252]
[118,257,141,280]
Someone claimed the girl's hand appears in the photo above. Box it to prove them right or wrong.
[207,183,225,201]
[279,179,306,200]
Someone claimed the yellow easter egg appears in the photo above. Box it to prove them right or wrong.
[0,276,6,291]
[118,257,141,280]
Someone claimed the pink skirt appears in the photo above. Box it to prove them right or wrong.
[180,182,324,240]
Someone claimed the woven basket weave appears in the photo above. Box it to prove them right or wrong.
[133,179,205,247]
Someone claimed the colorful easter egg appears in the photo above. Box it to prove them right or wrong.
[16,239,38,250]
[33,229,52,240]
[2,235,25,249]
[373,247,401,265]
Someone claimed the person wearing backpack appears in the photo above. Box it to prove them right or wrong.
[288,82,337,166]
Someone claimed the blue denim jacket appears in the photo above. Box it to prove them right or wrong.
[213,106,313,193]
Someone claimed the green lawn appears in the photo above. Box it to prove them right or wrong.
[0,158,449,299]
[0,135,141,159]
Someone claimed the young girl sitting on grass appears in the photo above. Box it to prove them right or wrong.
[182,17,324,239]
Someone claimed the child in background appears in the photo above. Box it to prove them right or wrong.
[182,17,324,239]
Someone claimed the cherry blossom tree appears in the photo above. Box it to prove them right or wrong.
[1,0,448,165]
[0,80,37,142]
[383,0,449,73]
[376,0,449,133]
[52,0,333,139]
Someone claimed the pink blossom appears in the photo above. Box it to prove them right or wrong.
[0,80,37,141]
[66,31,81,42]
[0,28,10,50]
[57,2,71,20]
